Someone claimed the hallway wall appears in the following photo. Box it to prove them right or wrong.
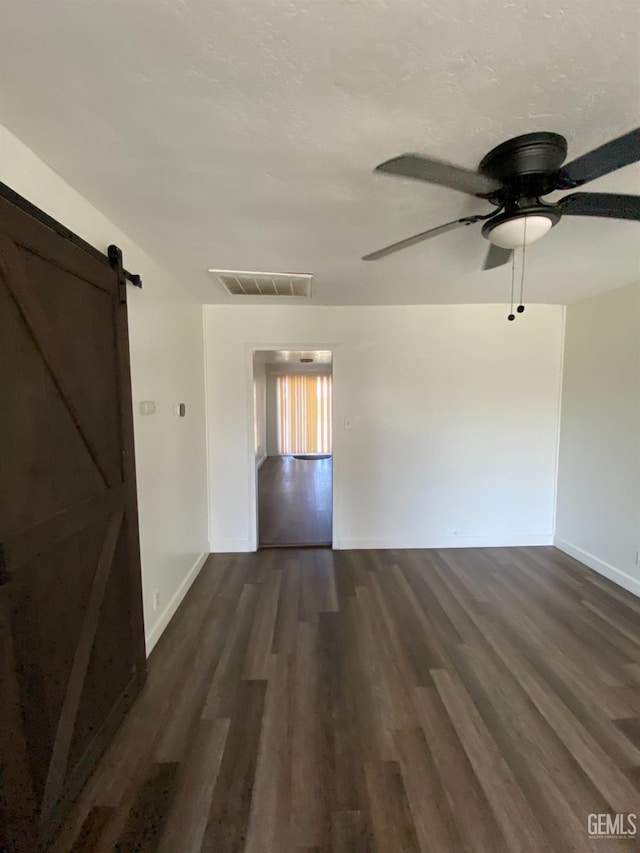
[266,373,279,456]
[555,280,640,596]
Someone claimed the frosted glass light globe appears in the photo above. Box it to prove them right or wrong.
[487,215,553,249]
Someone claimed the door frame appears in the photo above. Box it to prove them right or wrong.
[246,343,337,551]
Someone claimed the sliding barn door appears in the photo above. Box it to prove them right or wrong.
[0,195,146,849]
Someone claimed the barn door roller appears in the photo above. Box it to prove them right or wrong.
[0,182,142,293]
[108,244,140,304]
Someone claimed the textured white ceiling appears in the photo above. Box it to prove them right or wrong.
[0,0,639,305]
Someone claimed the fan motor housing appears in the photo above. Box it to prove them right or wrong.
[479,132,568,197]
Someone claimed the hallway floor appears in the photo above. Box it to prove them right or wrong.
[54,546,640,852]
[258,455,332,547]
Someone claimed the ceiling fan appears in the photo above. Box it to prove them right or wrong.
[363,128,640,269]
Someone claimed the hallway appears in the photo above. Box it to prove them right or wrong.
[258,455,332,547]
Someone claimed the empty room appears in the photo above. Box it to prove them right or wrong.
[1,0,639,851]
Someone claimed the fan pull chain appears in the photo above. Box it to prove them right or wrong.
[518,217,527,314]
[508,250,515,321]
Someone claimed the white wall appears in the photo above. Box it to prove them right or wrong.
[253,357,267,466]
[205,304,565,551]
[0,125,209,653]
[266,372,279,456]
[555,281,640,596]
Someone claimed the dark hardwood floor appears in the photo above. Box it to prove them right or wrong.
[53,546,640,853]
[258,455,332,547]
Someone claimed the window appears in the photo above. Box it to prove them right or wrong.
[277,374,332,454]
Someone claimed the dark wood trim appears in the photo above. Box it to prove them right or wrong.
[41,512,124,818]
[0,236,119,489]
[0,596,38,847]
[111,245,147,663]
[0,181,141,288]
[1,486,125,568]
[45,668,147,842]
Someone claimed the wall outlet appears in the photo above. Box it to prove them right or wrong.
[635,550,640,567]
[153,589,160,611]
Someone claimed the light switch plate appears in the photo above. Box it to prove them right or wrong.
[139,400,156,415]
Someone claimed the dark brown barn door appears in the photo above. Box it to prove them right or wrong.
[0,195,146,850]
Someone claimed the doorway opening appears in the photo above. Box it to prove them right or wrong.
[253,350,333,548]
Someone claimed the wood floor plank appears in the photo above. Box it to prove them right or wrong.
[432,667,550,853]
[201,680,267,853]
[468,608,640,815]
[318,611,367,815]
[414,685,511,853]
[114,762,179,853]
[291,620,326,848]
[613,718,640,751]
[202,584,260,719]
[271,557,301,654]
[447,642,611,853]
[330,810,372,853]
[491,570,628,694]
[54,546,640,853]
[242,568,282,680]
[393,727,465,853]
[368,569,434,690]
[68,806,115,853]
[480,588,640,767]
[332,550,358,600]
[244,654,294,853]
[157,719,229,853]
[258,455,332,547]
[154,595,235,763]
[352,584,412,758]
[364,761,421,853]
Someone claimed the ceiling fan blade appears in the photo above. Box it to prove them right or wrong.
[482,244,513,270]
[375,154,501,198]
[558,192,640,220]
[559,128,640,187]
[362,217,477,261]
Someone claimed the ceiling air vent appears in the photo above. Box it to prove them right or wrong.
[209,269,313,298]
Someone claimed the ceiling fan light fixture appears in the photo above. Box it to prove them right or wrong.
[486,214,554,249]
[366,128,640,268]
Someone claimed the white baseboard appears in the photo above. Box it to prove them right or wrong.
[256,452,267,469]
[145,551,209,655]
[333,533,554,550]
[554,537,640,599]
[209,538,252,553]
